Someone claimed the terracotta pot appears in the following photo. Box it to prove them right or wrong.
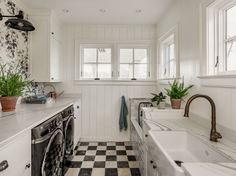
[0,96,18,112]
[158,101,166,109]
[171,99,182,109]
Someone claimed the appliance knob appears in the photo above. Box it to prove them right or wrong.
[150,160,154,164]
[145,134,148,137]
[153,165,157,169]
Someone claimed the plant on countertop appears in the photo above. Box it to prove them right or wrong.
[165,80,193,109]
[151,92,167,109]
[0,63,32,112]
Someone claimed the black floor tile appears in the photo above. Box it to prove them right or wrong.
[107,146,116,150]
[105,168,118,176]
[76,150,86,155]
[125,146,133,150]
[80,142,89,146]
[117,150,126,155]
[78,168,92,176]
[127,156,136,161]
[94,161,106,168]
[87,146,97,150]
[130,168,141,176]
[117,161,129,168]
[65,161,82,168]
[98,142,107,146]
[96,150,106,155]
[116,142,124,146]
[106,155,117,161]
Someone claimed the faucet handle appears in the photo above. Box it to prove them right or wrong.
[210,131,222,142]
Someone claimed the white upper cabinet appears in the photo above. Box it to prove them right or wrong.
[30,11,62,82]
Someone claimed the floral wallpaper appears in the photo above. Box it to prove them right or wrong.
[0,0,29,78]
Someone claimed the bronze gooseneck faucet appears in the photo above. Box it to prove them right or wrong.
[184,94,222,142]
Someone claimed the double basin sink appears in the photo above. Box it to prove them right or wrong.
[144,109,235,176]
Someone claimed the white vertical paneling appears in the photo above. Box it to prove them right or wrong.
[61,24,157,141]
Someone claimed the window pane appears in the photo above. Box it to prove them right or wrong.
[98,64,111,78]
[83,64,96,78]
[169,60,176,78]
[119,64,133,79]
[134,64,148,79]
[120,49,133,63]
[84,48,96,63]
[169,44,175,60]
[98,48,111,63]
[227,5,236,38]
[134,49,148,63]
[227,41,236,71]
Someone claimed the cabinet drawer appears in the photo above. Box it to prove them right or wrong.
[0,131,31,176]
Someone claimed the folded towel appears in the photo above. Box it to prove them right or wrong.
[119,96,128,131]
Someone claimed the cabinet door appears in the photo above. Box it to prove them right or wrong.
[50,37,61,82]
[30,15,50,82]
[0,131,31,176]
[73,100,82,147]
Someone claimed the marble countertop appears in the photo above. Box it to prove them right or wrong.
[142,108,236,176]
[0,94,81,147]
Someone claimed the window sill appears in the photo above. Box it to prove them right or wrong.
[74,79,157,86]
[157,77,183,85]
[198,75,236,88]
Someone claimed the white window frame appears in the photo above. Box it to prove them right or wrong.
[80,44,114,80]
[117,45,151,80]
[158,25,179,79]
[206,0,236,75]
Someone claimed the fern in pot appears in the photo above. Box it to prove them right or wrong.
[151,92,167,109]
[165,80,193,109]
[0,63,31,112]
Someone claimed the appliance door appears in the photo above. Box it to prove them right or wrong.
[64,115,75,158]
[41,129,64,176]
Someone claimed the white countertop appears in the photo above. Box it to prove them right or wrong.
[0,94,81,147]
[142,108,236,176]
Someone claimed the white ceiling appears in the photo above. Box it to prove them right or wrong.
[21,0,175,24]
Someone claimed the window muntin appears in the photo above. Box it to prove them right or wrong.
[81,46,112,79]
[119,48,150,80]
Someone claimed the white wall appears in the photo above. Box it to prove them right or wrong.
[59,25,157,141]
[156,0,236,140]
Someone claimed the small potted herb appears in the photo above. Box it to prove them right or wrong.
[151,92,167,109]
[0,63,31,112]
[165,80,193,109]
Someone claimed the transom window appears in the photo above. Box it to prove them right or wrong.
[207,0,236,75]
[119,48,150,80]
[80,45,112,80]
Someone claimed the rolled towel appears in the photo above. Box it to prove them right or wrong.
[119,96,128,131]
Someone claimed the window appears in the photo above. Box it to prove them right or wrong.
[158,26,178,79]
[80,45,112,79]
[207,0,236,75]
[119,47,150,80]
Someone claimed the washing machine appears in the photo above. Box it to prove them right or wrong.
[61,105,75,174]
[31,113,64,176]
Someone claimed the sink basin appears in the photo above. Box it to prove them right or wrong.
[148,131,234,176]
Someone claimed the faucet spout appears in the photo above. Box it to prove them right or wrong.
[184,94,222,142]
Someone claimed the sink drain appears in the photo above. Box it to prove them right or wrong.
[175,160,184,167]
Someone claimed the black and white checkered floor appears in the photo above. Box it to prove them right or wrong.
[65,142,141,176]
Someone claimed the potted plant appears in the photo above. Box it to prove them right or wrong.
[151,92,167,109]
[0,63,31,112]
[165,80,193,109]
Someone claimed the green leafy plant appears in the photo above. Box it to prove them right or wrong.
[151,92,167,105]
[0,63,31,97]
[165,80,193,100]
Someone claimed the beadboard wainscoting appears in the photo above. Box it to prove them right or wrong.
[58,24,158,141]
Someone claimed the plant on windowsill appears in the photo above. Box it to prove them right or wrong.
[165,80,193,109]
[151,92,167,109]
[0,63,31,112]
